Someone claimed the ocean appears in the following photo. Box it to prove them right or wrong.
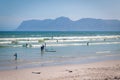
[0,31,120,70]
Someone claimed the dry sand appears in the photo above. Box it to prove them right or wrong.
[0,60,120,80]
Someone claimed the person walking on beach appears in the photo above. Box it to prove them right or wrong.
[14,53,17,60]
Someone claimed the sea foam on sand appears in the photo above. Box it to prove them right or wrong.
[0,60,120,80]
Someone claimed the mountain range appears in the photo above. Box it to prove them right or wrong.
[16,17,120,31]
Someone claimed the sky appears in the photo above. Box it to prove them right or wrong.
[0,0,120,30]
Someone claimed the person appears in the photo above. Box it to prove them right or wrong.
[41,44,45,51]
[40,44,45,56]
[14,53,17,60]
[87,42,89,46]
[104,39,106,41]
[26,43,28,48]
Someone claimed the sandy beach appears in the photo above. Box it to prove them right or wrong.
[0,60,120,80]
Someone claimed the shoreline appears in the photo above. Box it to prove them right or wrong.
[0,60,120,80]
[0,54,120,71]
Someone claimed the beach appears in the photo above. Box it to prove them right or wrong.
[0,60,120,80]
[0,31,120,80]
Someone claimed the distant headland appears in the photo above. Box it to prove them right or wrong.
[16,17,120,31]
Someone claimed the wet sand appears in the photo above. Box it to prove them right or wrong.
[0,60,120,80]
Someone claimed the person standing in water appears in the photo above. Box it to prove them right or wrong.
[41,44,45,51]
[14,53,17,60]
[40,44,45,56]
[87,42,89,46]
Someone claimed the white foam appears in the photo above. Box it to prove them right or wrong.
[18,41,38,43]
[12,45,23,47]
[0,41,11,44]
[0,35,120,41]
[53,35,120,40]
[90,42,120,45]
[0,35,120,47]
[96,51,111,54]
[0,41,120,48]
[31,41,120,48]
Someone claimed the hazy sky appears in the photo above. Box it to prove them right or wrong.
[0,0,120,30]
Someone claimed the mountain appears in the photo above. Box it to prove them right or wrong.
[16,17,120,31]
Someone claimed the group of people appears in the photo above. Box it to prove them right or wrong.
[13,43,46,60]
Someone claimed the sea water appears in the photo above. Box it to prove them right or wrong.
[0,31,120,70]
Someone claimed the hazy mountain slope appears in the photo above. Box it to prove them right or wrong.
[16,17,120,31]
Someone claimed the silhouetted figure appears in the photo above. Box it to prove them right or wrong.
[41,45,45,51]
[87,42,89,46]
[104,39,106,41]
[14,53,17,60]
[26,43,28,48]
[40,45,45,56]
